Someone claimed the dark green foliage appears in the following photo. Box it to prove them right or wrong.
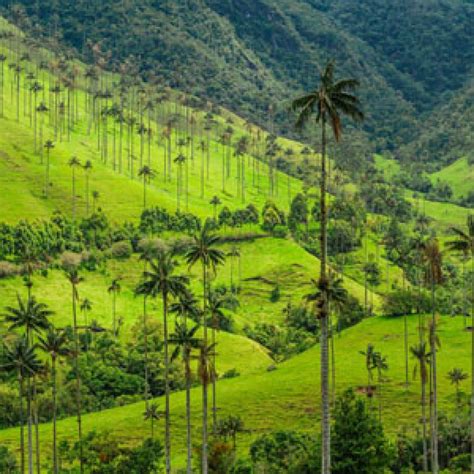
[337,295,365,331]
[60,431,164,473]
[0,445,17,473]
[359,182,412,221]
[249,430,310,473]
[288,193,308,230]
[285,304,318,335]
[383,289,432,317]
[327,220,360,255]
[332,390,393,473]
[140,207,201,235]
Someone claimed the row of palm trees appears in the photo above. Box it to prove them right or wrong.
[0,33,306,220]
[1,223,228,474]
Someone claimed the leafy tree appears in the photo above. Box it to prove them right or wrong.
[448,368,468,407]
[331,390,392,473]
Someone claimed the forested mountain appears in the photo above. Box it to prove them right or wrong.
[2,0,473,163]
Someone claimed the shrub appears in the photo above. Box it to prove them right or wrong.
[0,445,17,473]
[110,240,133,259]
[272,225,288,238]
[0,261,19,279]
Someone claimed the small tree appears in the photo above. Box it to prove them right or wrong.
[332,390,393,473]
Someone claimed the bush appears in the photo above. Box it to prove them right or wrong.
[0,445,17,473]
[0,261,19,279]
[222,368,240,379]
[272,225,288,238]
[110,240,133,259]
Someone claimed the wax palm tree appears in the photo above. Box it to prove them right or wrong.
[210,195,222,220]
[83,161,92,216]
[359,343,377,394]
[197,340,217,473]
[421,238,443,473]
[226,246,240,288]
[373,351,388,422]
[37,328,70,474]
[135,249,190,474]
[2,337,42,474]
[64,268,84,473]
[411,342,431,473]
[169,321,201,473]
[36,103,48,164]
[305,274,348,404]
[4,295,52,342]
[107,278,121,337]
[143,403,162,439]
[43,140,55,198]
[446,215,474,471]
[447,368,468,406]
[291,60,363,474]
[207,292,228,433]
[138,165,156,209]
[68,156,81,221]
[185,224,225,474]
[174,153,186,212]
[169,292,200,324]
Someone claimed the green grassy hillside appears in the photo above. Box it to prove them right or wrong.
[0,313,469,466]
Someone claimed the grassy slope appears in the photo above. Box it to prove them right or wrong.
[431,156,473,199]
[0,313,469,467]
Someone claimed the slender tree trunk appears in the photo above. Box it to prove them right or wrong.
[52,357,58,474]
[162,290,171,474]
[143,295,149,411]
[320,117,330,474]
[404,314,409,388]
[72,284,83,474]
[185,357,192,474]
[431,280,439,474]
[422,375,429,473]
[19,374,25,474]
[202,264,209,474]
[27,376,33,474]
[212,324,217,434]
[33,379,40,474]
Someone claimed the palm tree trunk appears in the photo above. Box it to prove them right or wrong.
[422,374,428,473]
[72,285,83,474]
[27,376,33,474]
[143,295,149,411]
[162,290,171,474]
[320,117,330,474]
[212,326,217,434]
[19,374,25,474]
[431,281,439,473]
[202,264,209,474]
[52,357,58,474]
[185,357,192,474]
[33,378,40,474]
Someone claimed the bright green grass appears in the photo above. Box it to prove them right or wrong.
[0,313,469,468]
[373,153,400,180]
[0,41,302,224]
[431,156,473,199]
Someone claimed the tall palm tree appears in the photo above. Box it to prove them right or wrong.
[373,351,388,422]
[3,294,52,473]
[68,156,81,221]
[64,268,84,474]
[143,403,161,439]
[226,246,240,288]
[169,321,201,474]
[207,292,228,433]
[138,165,156,210]
[185,224,225,474]
[2,337,42,474]
[43,140,55,198]
[135,249,190,474]
[421,238,443,473]
[107,278,121,337]
[446,215,474,471]
[36,103,48,164]
[83,161,93,217]
[174,153,186,212]
[411,342,431,473]
[291,60,363,474]
[37,328,70,474]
